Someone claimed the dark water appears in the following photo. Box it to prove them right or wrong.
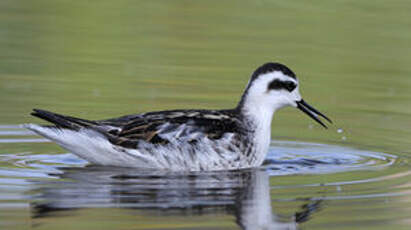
[1,1,411,229]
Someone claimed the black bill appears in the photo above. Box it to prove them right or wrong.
[296,100,332,129]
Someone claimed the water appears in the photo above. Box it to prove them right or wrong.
[0,127,408,230]
[1,0,411,229]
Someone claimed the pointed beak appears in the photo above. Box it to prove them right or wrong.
[296,100,332,129]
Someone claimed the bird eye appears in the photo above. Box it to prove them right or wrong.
[268,79,282,90]
[284,81,297,92]
[268,80,296,92]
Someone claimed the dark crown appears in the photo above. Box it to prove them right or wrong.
[250,62,296,82]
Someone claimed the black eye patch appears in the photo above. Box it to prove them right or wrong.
[268,80,297,92]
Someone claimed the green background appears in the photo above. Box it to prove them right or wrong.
[0,1,410,229]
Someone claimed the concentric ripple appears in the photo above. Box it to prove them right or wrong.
[265,140,396,176]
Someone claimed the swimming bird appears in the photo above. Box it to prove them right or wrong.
[25,62,331,171]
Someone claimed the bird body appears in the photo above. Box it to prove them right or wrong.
[26,109,259,171]
[25,63,331,171]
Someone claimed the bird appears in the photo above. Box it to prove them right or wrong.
[25,62,332,171]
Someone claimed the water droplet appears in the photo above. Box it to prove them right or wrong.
[92,89,101,97]
[337,128,343,134]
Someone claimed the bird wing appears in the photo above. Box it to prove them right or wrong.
[99,110,243,149]
[30,108,243,149]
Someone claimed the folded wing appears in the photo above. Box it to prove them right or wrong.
[101,110,243,149]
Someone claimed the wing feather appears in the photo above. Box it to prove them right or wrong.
[100,110,242,148]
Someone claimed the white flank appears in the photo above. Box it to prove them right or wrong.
[24,124,247,171]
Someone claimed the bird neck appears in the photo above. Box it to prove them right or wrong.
[237,99,275,166]
[239,101,275,136]
[237,89,277,131]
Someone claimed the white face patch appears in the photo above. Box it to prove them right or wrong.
[242,71,300,113]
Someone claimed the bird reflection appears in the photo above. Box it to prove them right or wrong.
[31,166,323,230]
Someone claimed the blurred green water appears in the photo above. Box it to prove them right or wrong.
[1,0,411,229]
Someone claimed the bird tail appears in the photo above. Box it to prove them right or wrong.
[24,109,124,165]
[30,109,97,130]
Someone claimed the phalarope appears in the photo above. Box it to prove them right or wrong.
[25,62,331,171]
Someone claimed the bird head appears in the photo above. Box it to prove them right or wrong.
[239,62,332,128]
